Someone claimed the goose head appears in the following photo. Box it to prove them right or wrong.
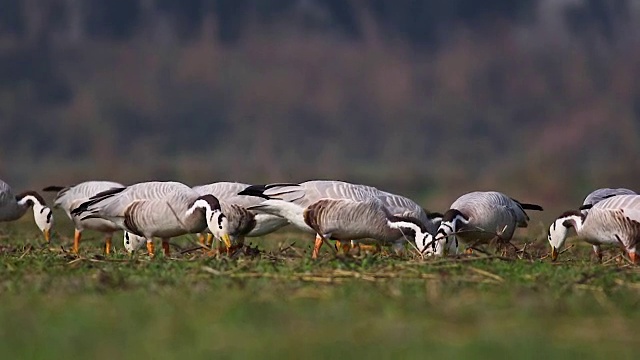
[434,209,469,255]
[548,210,584,261]
[16,191,54,242]
[387,216,433,254]
[187,194,231,249]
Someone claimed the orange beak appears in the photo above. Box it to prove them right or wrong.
[629,251,638,264]
[43,229,51,243]
[551,247,558,261]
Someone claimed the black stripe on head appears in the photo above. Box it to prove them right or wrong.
[15,191,47,206]
[192,194,221,211]
[442,209,467,223]
[557,210,584,219]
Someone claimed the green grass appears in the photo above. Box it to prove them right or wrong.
[0,221,639,359]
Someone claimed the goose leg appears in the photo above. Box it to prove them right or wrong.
[198,233,206,246]
[162,238,171,257]
[104,234,113,255]
[312,234,323,259]
[592,245,602,262]
[206,233,214,247]
[146,239,155,257]
[72,229,82,254]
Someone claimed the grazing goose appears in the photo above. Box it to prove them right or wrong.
[44,181,129,254]
[0,179,53,242]
[71,181,230,257]
[251,196,431,258]
[192,182,289,248]
[433,191,543,255]
[579,187,637,260]
[549,194,640,263]
[239,180,436,257]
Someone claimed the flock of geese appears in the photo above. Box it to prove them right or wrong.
[0,177,638,263]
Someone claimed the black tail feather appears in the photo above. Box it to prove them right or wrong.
[237,183,299,199]
[519,202,544,211]
[237,184,270,199]
[70,186,126,215]
[42,186,65,192]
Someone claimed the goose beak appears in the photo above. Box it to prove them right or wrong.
[629,252,638,264]
[43,229,51,243]
[221,234,232,249]
[551,247,559,261]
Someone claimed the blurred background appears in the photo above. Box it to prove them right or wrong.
[1,0,639,221]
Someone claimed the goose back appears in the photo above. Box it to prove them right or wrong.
[303,198,400,243]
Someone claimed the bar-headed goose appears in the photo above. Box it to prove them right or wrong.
[192,182,289,249]
[239,180,434,257]
[1,179,53,242]
[549,194,640,263]
[434,191,543,255]
[578,187,637,261]
[44,181,128,254]
[252,196,431,258]
[71,181,230,257]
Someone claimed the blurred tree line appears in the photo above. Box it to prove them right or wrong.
[1,0,640,216]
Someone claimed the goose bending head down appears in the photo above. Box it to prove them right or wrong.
[434,191,543,256]
[17,191,54,242]
[548,194,640,264]
[185,194,232,248]
[71,182,231,256]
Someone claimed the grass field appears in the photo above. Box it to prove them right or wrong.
[0,220,639,359]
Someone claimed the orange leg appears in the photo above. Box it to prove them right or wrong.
[312,234,324,259]
[104,234,112,255]
[198,233,206,246]
[72,229,81,254]
[465,247,473,254]
[146,240,155,257]
[341,241,351,254]
[162,239,171,257]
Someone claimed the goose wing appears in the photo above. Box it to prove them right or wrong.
[583,188,637,207]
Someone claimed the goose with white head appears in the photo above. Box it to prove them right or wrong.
[0,179,53,242]
[433,191,543,255]
[268,197,432,258]
[192,182,289,251]
[548,194,640,264]
[238,180,439,256]
[71,181,230,257]
[44,181,127,254]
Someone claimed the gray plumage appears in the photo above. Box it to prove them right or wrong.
[71,181,228,255]
[582,188,637,208]
[193,182,288,238]
[46,181,124,232]
[44,180,147,253]
[304,198,428,244]
[578,187,637,258]
[435,191,543,254]
[1,179,53,241]
[549,194,640,263]
[240,180,438,234]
